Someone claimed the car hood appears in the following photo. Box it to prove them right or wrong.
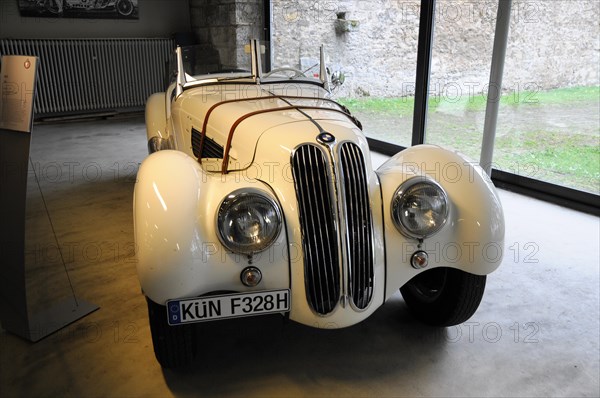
[178,83,362,172]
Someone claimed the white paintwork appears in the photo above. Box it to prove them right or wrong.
[134,79,505,328]
[377,145,505,300]
[145,92,168,140]
[134,150,290,305]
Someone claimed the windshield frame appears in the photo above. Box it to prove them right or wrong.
[173,39,329,96]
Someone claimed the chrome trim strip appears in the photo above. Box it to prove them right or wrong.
[319,44,330,92]
[250,38,262,83]
[175,46,185,99]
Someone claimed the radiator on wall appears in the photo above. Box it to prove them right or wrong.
[0,38,174,119]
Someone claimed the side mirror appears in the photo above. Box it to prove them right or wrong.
[331,70,345,87]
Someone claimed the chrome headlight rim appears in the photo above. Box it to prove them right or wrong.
[391,177,449,240]
[216,188,283,255]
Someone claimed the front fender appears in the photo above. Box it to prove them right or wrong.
[145,93,175,154]
[133,150,290,304]
[378,145,505,300]
[145,92,168,141]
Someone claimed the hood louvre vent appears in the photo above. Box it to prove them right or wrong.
[192,128,224,159]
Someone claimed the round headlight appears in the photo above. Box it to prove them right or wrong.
[391,178,449,239]
[217,190,282,255]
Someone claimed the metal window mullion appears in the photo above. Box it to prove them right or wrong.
[412,0,436,146]
[481,0,513,175]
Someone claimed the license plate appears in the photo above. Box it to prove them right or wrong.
[167,289,290,325]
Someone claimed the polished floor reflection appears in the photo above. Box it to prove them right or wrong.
[1,115,598,397]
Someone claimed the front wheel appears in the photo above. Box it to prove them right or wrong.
[400,267,486,326]
[146,297,197,369]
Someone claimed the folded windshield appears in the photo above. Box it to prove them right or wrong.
[171,40,328,88]
[179,43,253,77]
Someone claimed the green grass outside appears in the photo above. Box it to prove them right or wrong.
[495,130,600,192]
[338,86,600,193]
[339,85,600,115]
[339,97,417,117]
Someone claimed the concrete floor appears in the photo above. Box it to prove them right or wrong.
[1,115,598,397]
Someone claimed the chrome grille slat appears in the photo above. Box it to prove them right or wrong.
[340,142,374,309]
[293,141,374,315]
[312,148,327,310]
[292,145,340,315]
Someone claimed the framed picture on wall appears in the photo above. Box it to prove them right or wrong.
[17,0,139,19]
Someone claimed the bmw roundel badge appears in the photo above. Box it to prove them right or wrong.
[317,132,336,144]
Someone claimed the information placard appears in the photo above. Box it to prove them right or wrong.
[0,55,99,342]
[0,55,37,133]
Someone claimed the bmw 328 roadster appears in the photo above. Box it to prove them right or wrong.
[134,40,505,368]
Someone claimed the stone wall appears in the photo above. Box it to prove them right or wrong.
[189,0,265,68]
[272,0,600,98]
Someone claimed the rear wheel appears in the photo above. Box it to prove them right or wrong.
[146,297,197,369]
[400,267,486,326]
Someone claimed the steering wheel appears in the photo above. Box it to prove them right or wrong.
[263,67,307,79]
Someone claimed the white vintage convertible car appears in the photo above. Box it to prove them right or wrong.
[134,40,505,368]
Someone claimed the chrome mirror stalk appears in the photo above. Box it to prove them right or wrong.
[250,39,263,83]
[175,46,185,98]
[320,44,330,92]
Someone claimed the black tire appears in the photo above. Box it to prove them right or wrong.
[146,297,197,369]
[116,0,133,16]
[400,267,486,326]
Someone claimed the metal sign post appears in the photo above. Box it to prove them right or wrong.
[0,55,98,342]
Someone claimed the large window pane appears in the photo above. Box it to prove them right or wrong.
[425,0,497,161]
[271,0,420,147]
[494,1,599,194]
[425,0,599,195]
